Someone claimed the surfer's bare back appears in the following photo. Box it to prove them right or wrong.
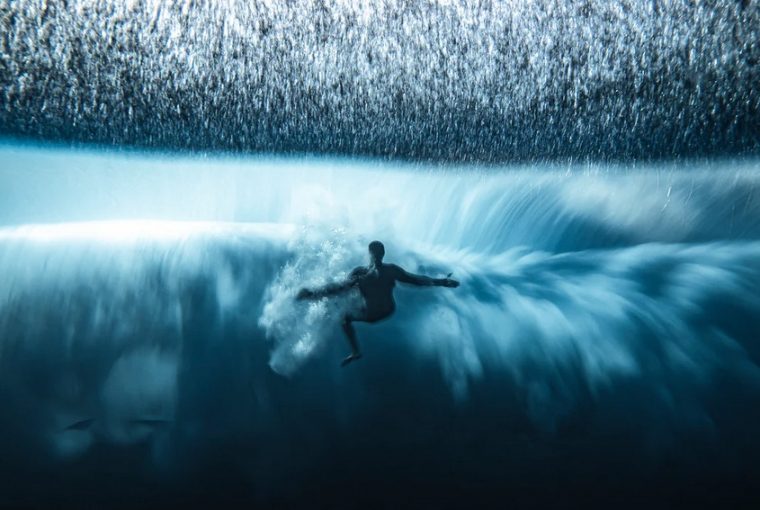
[296,241,459,366]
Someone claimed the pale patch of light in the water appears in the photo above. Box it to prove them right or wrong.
[0,221,297,243]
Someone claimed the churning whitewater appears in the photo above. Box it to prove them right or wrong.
[1,144,759,506]
[2,0,758,161]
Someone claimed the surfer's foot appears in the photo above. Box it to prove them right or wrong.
[341,353,362,367]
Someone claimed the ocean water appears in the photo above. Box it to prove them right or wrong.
[2,0,760,508]
[1,144,759,508]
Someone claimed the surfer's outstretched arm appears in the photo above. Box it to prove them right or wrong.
[390,264,459,288]
[296,280,356,300]
[296,267,367,300]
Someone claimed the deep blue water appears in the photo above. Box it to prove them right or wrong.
[1,144,759,508]
[2,0,760,507]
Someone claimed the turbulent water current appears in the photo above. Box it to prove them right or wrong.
[1,144,759,507]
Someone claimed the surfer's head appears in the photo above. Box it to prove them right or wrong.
[368,241,385,263]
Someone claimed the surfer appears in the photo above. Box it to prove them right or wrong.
[296,241,459,366]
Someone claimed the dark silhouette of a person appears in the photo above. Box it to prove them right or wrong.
[297,241,459,366]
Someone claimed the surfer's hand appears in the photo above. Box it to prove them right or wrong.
[439,278,459,288]
[296,288,315,300]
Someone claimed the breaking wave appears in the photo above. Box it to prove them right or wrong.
[1,145,759,506]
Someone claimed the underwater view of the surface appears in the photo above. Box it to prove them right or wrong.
[2,1,760,509]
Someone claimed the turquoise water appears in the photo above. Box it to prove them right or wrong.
[1,0,759,506]
[1,143,759,507]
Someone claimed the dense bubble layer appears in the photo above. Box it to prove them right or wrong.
[1,0,759,161]
[1,145,760,507]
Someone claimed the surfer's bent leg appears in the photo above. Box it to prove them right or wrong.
[341,314,362,364]
[339,308,392,366]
